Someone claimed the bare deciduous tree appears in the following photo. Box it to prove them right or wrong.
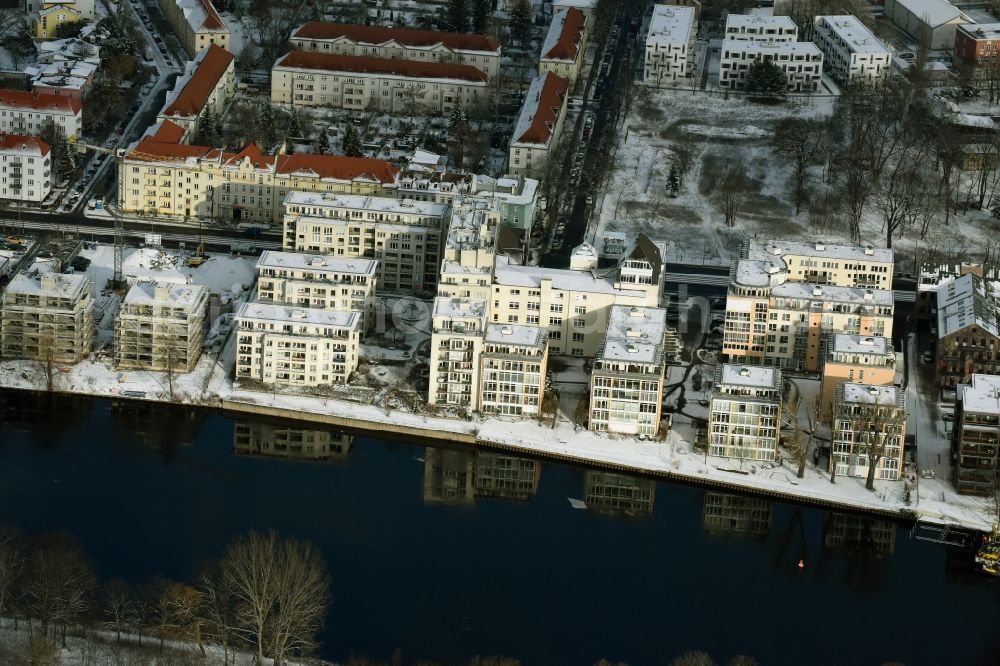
[20,532,96,647]
[874,150,937,248]
[0,525,24,626]
[103,578,137,643]
[772,117,827,215]
[713,162,749,228]
[834,392,906,491]
[670,134,699,189]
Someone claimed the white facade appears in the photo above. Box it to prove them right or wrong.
[589,306,668,436]
[813,15,891,85]
[282,190,447,294]
[644,4,697,86]
[719,40,823,92]
[0,135,51,202]
[832,383,906,481]
[884,0,970,51]
[709,364,783,462]
[255,250,379,333]
[428,297,487,409]
[0,89,81,142]
[479,323,548,416]
[724,14,798,42]
[234,302,361,387]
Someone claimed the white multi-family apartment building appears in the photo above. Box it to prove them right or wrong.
[819,333,897,420]
[158,0,230,57]
[0,134,51,202]
[1,272,94,363]
[539,6,588,87]
[508,72,569,178]
[722,240,895,372]
[724,13,798,42]
[954,374,1000,495]
[644,4,698,86]
[254,250,378,333]
[281,190,447,294]
[479,323,548,416]
[709,364,783,462]
[114,282,209,372]
[437,200,502,301]
[234,302,361,387]
[719,40,824,92]
[812,15,891,85]
[0,89,81,142]
[588,305,668,436]
[271,51,489,115]
[156,44,236,139]
[121,120,399,222]
[289,21,501,78]
[490,235,665,357]
[832,383,906,481]
[428,296,488,409]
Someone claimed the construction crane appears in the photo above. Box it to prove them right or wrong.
[75,140,167,290]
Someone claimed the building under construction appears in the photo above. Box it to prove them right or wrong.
[114,282,209,372]
[1,272,95,363]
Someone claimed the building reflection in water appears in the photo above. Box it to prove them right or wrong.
[110,399,205,463]
[473,452,541,501]
[423,448,476,505]
[823,512,896,557]
[232,420,354,461]
[583,471,656,517]
[702,491,773,539]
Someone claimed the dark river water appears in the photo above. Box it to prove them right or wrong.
[1,392,998,666]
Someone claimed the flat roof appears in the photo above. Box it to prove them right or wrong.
[841,383,899,406]
[721,39,823,55]
[725,13,797,31]
[958,22,1000,40]
[598,305,667,364]
[647,4,696,45]
[6,272,90,298]
[718,363,780,389]
[237,301,359,329]
[284,190,447,217]
[748,239,894,264]
[771,281,894,306]
[433,296,488,320]
[958,374,1000,414]
[484,323,545,348]
[816,15,891,55]
[494,256,646,298]
[830,333,891,355]
[257,250,377,276]
[123,281,207,308]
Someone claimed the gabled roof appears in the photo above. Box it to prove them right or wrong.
[274,51,488,82]
[0,133,50,156]
[161,44,234,119]
[625,233,663,284]
[541,6,586,62]
[276,153,399,184]
[890,0,965,29]
[0,88,81,114]
[146,119,188,143]
[937,272,1000,339]
[291,21,499,53]
[510,72,568,147]
[168,0,228,33]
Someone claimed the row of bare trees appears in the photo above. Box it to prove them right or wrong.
[0,527,330,665]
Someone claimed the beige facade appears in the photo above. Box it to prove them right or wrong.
[1,272,94,363]
[289,22,501,78]
[723,240,894,372]
[271,51,489,115]
[479,323,548,416]
[428,297,487,409]
[156,45,236,139]
[158,0,230,58]
[832,383,906,481]
[709,364,782,462]
[437,201,501,301]
[819,333,897,420]
[234,302,361,387]
[282,190,446,294]
[255,250,378,333]
[539,7,588,87]
[114,282,209,372]
[508,72,569,178]
[589,306,667,436]
[121,122,399,223]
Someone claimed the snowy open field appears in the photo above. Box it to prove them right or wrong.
[593,86,1000,268]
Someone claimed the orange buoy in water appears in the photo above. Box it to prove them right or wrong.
[797,559,805,569]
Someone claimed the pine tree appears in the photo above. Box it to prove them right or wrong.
[287,110,303,139]
[257,102,276,146]
[316,126,330,154]
[472,0,490,34]
[509,0,533,44]
[667,165,680,197]
[343,124,363,157]
[744,58,788,99]
[446,0,469,32]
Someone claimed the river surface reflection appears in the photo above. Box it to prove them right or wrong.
[0,393,998,665]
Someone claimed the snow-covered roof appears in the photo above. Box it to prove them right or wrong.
[890,0,964,29]
[747,239,893,265]
[511,71,568,148]
[840,383,900,407]
[237,301,359,329]
[815,15,891,55]
[597,305,667,365]
[958,22,1000,41]
[494,256,646,297]
[484,323,546,348]
[284,191,447,218]
[957,374,1000,415]
[725,13,797,32]
[718,363,780,389]
[5,272,90,299]
[647,4,696,46]
[829,333,891,355]
[433,296,488,320]
[540,6,585,62]
[123,281,208,309]
[721,39,822,56]
[771,281,893,306]
[257,250,377,277]
[936,272,1000,339]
